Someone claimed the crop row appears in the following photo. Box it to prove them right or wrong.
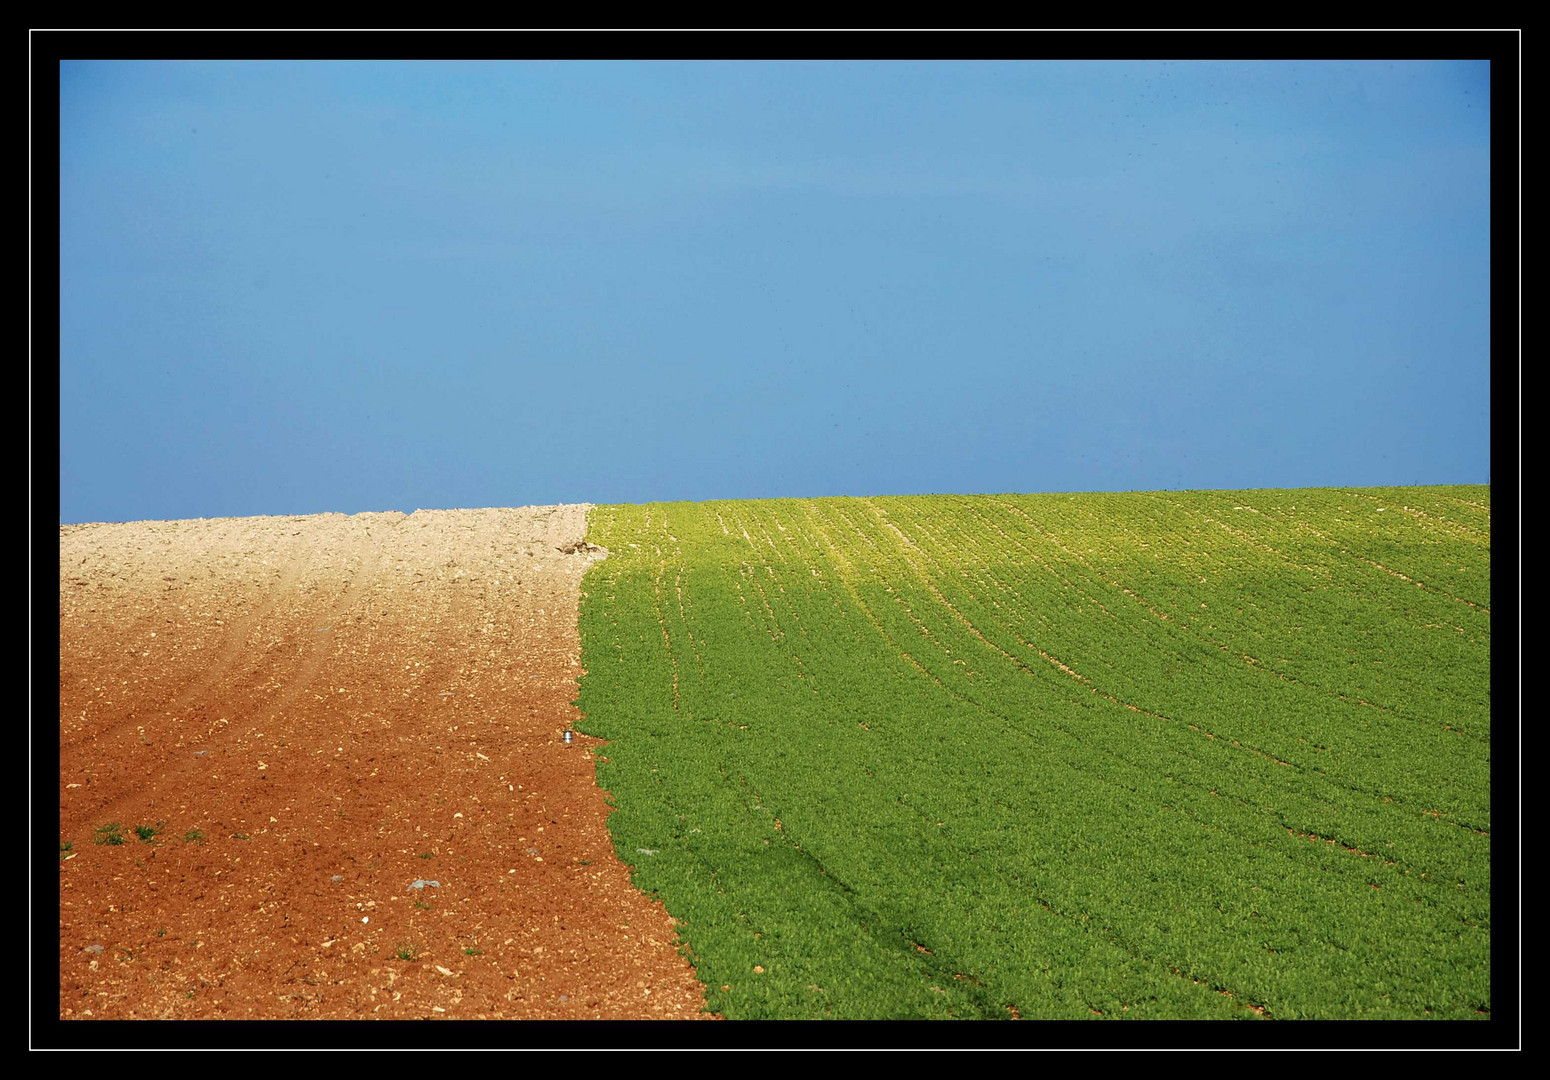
[575,487,1490,1019]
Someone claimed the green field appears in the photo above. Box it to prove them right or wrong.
[574,487,1490,1019]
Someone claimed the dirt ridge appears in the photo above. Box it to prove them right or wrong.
[59,505,709,1020]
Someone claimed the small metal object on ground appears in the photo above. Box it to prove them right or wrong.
[563,730,573,745]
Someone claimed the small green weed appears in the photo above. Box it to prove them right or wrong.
[414,899,432,911]
[183,829,204,844]
[418,851,433,860]
[464,947,482,956]
[94,823,126,846]
[395,943,419,962]
[60,841,73,861]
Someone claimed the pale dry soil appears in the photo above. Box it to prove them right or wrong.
[59,506,711,1020]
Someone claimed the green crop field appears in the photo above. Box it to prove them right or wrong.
[573,487,1491,1020]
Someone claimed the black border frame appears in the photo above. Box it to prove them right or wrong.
[31,28,1521,1052]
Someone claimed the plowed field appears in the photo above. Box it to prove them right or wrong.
[58,506,711,1020]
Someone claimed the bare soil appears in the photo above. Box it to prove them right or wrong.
[58,506,712,1019]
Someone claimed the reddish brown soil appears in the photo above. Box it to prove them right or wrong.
[58,506,712,1019]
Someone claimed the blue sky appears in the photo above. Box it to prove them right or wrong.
[57,60,1491,523]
